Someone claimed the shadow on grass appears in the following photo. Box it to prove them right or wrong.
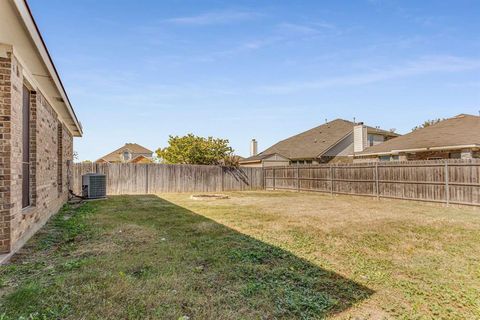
[1,195,374,319]
[127,195,374,318]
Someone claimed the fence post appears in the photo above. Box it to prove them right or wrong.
[445,161,449,206]
[330,165,334,195]
[262,168,266,190]
[145,164,149,194]
[221,166,225,192]
[273,168,276,191]
[375,162,379,200]
[296,166,300,192]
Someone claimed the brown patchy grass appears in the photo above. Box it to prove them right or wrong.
[1,191,479,319]
[161,191,480,319]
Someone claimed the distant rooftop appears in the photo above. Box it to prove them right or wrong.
[242,118,398,162]
[358,114,480,156]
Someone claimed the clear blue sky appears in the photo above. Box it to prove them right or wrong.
[29,0,480,161]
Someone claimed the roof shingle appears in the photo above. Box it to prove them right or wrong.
[242,119,398,161]
[358,114,480,156]
[97,143,153,162]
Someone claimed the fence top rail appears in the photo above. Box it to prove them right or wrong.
[74,163,260,170]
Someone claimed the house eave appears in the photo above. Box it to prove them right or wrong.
[357,144,480,157]
[239,159,262,164]
[13,0,82,137]
[428,144,480,151]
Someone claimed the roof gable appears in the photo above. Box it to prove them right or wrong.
[130,155,153,163]
[96,143,153,163]
[240,153,290,163]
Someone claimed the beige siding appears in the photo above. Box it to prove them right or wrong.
[323,134,354,157]
[263,160,290,167]
[368,134,386,147]
[240,162,262,168]
[353,125,367,153]
[262,154,290,167]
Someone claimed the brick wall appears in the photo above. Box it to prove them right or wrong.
[9,54,22,251]
[0,50,74,254]
[0,53,12,252]
[61,122,73,194]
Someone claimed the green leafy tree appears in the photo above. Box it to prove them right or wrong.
[156,134,234,165]
[412,118,444,131]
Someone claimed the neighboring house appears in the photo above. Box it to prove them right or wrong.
[355,114,480,162]
[0,0,82,259]
[96,143,154,163]
[240,119,398,167]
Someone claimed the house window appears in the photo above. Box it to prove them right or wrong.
[22,86,30,208]
[123,151,131,161]
[368,135,374,147]
[379,156,390,162]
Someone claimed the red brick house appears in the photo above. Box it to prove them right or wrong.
[0,0,82,261]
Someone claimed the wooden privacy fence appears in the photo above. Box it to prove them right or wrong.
[70,163,264,195]
[264,159,480,206]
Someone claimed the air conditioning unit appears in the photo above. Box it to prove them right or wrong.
[82,173,106,199]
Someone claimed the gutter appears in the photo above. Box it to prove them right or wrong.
[357,144,480,157]
[428,144,479,151]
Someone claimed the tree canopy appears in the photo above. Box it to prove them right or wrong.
[156,134,235,165]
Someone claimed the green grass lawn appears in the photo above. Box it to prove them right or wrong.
[1,191,479,319]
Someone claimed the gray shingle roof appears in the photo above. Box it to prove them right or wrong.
[358,114,480,156]
[240,153,279,162]
[242,119,398,162]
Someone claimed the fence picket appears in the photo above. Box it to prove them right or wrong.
[265,159,480,206]
[71,163,264,195]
